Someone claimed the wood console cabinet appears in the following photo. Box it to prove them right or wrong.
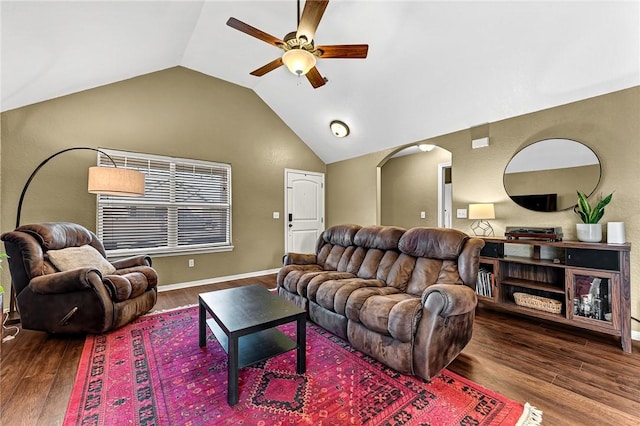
[476,238,632,353]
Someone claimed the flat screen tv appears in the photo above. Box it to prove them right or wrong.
[510,193,558,212]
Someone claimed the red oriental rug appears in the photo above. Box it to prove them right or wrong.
[64,305,541,425]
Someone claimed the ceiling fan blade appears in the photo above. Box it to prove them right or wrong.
[227,17,285,48]
[316,44,369,59]
[296,0,329,43]
[306,66,326,89]
[250,57,284,76]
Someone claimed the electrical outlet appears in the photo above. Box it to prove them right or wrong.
[457,209,468,219]
[188,259,195,268]
[420,211,426,219]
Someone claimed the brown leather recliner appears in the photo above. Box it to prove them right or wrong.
[1,222,158,334]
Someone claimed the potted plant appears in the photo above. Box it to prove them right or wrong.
[574,191,613,242]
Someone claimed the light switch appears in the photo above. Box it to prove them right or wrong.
[457,209,467,218]
[420,211,426,219]
[273,212,280,219]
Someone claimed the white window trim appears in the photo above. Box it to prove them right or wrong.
[96,149,233,258]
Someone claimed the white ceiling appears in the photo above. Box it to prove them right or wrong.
[2,1,639,164]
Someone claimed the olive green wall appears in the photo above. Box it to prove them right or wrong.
[326,86,640,332]
[380,147,451,228]
[0,67,325,289]
[326,149,392,227]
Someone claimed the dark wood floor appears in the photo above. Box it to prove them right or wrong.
[2,274,639,425]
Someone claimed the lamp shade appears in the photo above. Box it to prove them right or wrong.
[468,203,495,220]
[282,49,317,75]
[88,167,145,196]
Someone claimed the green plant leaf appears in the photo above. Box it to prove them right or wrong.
[594,193,613,212]
[575,191,613,224]
[576,191,592,223]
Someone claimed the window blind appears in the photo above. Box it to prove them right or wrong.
[96,149,232,257]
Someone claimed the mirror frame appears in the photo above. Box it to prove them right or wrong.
[503,138,601,212]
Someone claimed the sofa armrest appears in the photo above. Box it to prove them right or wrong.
[113,265,158,289]
[414,283,477,380]
[421,283,477,318]
[29,268,103,294]
[283,252,318,266]
[111,255,152,269]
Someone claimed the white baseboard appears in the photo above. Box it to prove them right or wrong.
[633,330,640,342]
[156,268,280,293]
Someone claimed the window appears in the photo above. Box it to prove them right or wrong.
[96,149,232,257]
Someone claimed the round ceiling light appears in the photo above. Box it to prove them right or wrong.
[330,120,350,138]
[418,144,436,152]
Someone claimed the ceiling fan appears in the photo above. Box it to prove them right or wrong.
[226,0,368,89]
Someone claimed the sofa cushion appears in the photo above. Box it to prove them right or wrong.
[399,227,468,260]
[354,225,405,250]
[102,274,132,301]
[317,244,345,271]
[103,271,149,302]
[47,245,116,276]
[306,272,358,301]
[405,258,463,296]
[298,271,356,299]
[321,224,361,247]
[358,293,422,343]
[385,253,416,290]
[357,249,385,279]
[345,286,402,322]
[278,264,324,292]
[18,222,93,250]
[314,278,385,315]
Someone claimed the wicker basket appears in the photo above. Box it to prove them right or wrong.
[513,292,562,314]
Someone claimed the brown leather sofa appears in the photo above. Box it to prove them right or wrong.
[278,224,484,381]
[1,222,158,334]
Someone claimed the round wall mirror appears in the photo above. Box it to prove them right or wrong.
[503,138,601,212]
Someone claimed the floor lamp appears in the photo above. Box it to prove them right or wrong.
[5,147,145,324]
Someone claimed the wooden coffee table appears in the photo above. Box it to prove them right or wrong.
[198,285,306,405]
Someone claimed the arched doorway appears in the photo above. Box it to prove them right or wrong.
[378,144,452,228]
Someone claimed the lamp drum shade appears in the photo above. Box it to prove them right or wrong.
[88,167,145,197]
[468,203,495,220]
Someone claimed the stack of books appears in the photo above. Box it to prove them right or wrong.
[476,268,494,298]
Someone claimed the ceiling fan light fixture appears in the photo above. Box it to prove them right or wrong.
[282,48,316,75]
[330,120,350,138]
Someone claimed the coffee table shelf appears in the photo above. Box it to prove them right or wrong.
[205,318,298,369]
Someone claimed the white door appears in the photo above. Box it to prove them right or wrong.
[285,169,325,253]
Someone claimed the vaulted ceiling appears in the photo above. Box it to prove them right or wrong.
[2,1,638,163]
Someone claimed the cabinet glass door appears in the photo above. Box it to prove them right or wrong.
[567,269,619,331]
